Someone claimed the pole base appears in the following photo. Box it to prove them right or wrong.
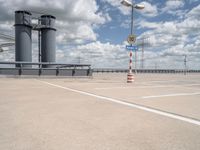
[127,73,134,83]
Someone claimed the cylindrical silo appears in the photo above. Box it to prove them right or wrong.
[15,10,32,67]
[40,15,56,68]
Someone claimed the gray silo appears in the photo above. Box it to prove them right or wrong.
[40,15,56,68]
[15,11,32,67]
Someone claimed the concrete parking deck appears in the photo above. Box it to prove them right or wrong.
[0,73,200,150]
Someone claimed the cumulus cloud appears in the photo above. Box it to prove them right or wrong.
[0,0,200,70]
[186,3,200,19]
[138,1,158,17]
[161,0,186,17]
[102,0,130,15]
[103,0,158,18]
[136,4,200,69]
[56,41,128,68]
[0,0,111,45]
[0,0,113,64]
[164,0,185,10]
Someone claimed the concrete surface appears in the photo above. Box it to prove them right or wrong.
[0,73,200,150]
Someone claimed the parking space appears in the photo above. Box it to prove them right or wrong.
[0,73,200,150]
[44,73,200,120]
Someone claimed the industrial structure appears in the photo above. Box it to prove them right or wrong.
[0,10,92,76]
[15,11,56,68]
[15,11,32,67]
[40,15,56,67]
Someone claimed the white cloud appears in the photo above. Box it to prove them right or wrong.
[138,20,161,29]
[165,0,185,10]
[186,3,200,19]
[103,0,158,17]
[56,22,97,44]
[102,0,130,15]
[134,4,200,69]
[0,0,200,70]
[161,0,185,15]
[0,0,111,45]
[56,41,129,68]
[138,1,158,17]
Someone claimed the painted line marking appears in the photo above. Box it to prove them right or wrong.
[0,87,52,90]
[95,85,171,90]
[140,80,182,84]
[142,92,200,99]
[95,84,200,90]
[37,80,200,126]
[140,80,200,85]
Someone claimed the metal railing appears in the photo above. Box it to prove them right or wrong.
[93,68,200,74]
[0,61,92,76]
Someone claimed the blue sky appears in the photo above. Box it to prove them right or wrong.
[0,0,200,69]
[97,0,199,43]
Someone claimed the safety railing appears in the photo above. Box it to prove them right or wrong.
[93,68,200,74]
[0,61,92,76]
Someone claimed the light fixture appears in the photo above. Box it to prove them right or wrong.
[134,4,145,10]
[121,0,145,10]
[121,0,132,7]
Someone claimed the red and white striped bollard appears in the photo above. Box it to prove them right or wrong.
[127,50,134,83]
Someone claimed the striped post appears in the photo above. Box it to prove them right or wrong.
[127,50,134,83]
[129,51,133,73]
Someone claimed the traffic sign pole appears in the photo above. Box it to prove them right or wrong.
[135,50,137,74]
[126,34,137,83]
[129,50,132,73]
[127,50,134,83]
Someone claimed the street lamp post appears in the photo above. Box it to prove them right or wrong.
[131,4,134,35]
[121,0,144,82]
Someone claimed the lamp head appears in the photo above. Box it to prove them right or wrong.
[121,0,132,7]
[134,4,145,10]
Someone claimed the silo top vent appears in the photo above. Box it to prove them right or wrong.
[41,15,56,19]
[15,10,32,15]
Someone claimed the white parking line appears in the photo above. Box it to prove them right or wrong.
[95,85,171,90]
[38,80,200,126]
[95,84,200,90]
[142,92,200,99]
[140,80,181,84]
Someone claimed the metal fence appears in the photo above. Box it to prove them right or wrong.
[93,68,200,74]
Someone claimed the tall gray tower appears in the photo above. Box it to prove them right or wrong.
[40,15,56,68]
[15,11,32,67]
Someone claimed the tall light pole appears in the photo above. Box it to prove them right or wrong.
[121,0,144,35]
[121,0,144,82]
